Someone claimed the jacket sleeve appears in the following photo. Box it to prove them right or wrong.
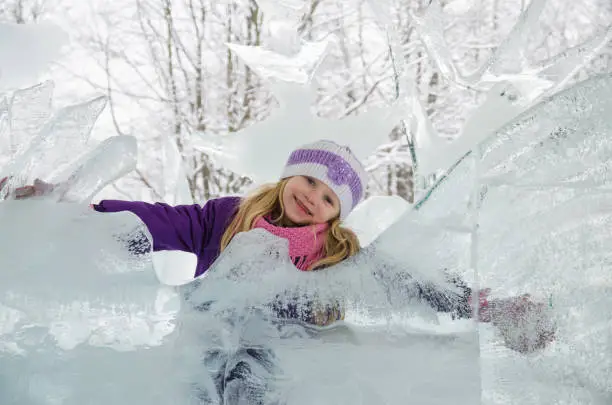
[92,200,213,255]
[271,294,345,327]
[373,262,473,320]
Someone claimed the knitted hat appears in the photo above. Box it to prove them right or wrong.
[281,140,368,220]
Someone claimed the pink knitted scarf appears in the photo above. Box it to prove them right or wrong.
[253,216,328,271]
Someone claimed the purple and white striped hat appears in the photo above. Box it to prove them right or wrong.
[281,140,368,220]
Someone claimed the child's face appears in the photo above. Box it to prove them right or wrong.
[282,176,341,225]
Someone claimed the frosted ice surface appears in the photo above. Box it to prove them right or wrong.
[227,39,331,83]
[411,0,461,83]
[152,250,197,286]
[175,229,480,405]
[0,89,138,203]
[57,135,138,203]
[4,81,54,156]
[416,80,530,179]
[407,0,609,177]
[0,201,162,351]
[471,0,548,81]
[416,73,612,403]
[475,74,612,402]
[0,201,181,404]
[0,344,185,404]
[479,74,612,187]
[536,26,612,97]
[443,0,475,15]
[227,0,329,81]
[251,0,308,56]
[0,222,480,404]
[1,95,108,196]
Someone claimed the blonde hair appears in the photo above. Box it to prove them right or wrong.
[220,179,360,270]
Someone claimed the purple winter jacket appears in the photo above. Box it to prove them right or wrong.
[93,196,241,278]
[92,196,345,326]
[93,197,476,326]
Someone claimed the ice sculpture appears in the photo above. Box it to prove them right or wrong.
[226,0,330,83]
[0,83,138,203]
[0,2,611,405]
[367,0,612,177]
[195,80,401,184]
[414,73,612,403]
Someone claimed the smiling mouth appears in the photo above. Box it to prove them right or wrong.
[294,196,312,216]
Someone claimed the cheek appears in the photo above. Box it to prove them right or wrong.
[323,205,340,221]
[281,186,295,209]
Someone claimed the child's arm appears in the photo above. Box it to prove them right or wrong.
[3,177,230,256]
[373,264,473,320]
[271,295,345,327]
[92,200,213,254]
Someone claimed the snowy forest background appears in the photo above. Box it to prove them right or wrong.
[2,0,610,204]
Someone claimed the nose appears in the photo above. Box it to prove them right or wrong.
[304,191,315,205]
[305,187,322,206]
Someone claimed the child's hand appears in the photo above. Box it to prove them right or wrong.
[490,294,556,354]
[313,303,344,327]
[0,177,57,199]
[469,288,493,322]
[0,176,8,194]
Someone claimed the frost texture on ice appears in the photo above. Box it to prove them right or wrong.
[0,211,480,404]
[0,84,138,203]
[476,74,612,403]
[0,87,152,352]
[227,40,331,84]
[0,201,166,356]
[0,79,479,404]
[0,87,180,403]
[415,73,612,403]
[374,0,612,177]
[226,0,330,83]
[1,2,611,404]
[173,228,480,405]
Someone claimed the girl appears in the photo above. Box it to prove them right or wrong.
[2,139,554,402]
[2,139,553,332]
[92,139,367,327]
[4,140,371,404]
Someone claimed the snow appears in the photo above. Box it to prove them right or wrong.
[1,5,612,405]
